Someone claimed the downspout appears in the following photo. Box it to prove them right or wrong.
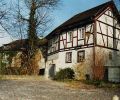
[93,19,97,79]
[44,42,48,77]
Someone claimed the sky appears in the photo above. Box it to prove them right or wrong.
[0,27,13,46]
[0,0,120,46]
[49,0,110,34]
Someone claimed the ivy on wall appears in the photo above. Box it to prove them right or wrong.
[0,51,18,74]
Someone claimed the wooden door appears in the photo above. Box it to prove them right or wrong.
[49,64,56,78]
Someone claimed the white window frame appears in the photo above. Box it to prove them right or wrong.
[78,27,85,39]
[67,31,73,42]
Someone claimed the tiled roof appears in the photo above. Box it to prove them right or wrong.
[46,1,120,38]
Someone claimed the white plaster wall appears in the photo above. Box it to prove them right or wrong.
[96,9,120,68]
[98,10,113,26]
[95,46,120,82]
[38,58,46,69]
[116,27,120,50]
[46,47,94,79]
[75,48,94,79]
[48,36,59,53]
[95,46,120,67]
[96,20,114,48]
[72,28,77,47]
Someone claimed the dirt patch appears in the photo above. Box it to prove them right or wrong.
[65,81,96,89]
[0,78,119,100]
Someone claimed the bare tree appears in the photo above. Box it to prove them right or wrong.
[17,0,60,75]
[0,0,60,75]
[24,0,59,74]
[0,0,10,38]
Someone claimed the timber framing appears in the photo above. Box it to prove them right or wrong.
[46,1,120,56]
[47,22,94,55]
[97,20,120,30]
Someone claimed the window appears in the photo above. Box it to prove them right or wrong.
[68,31,73,42]
[66,52,72,63]
[77,51,85,62]
[78,27,85,39]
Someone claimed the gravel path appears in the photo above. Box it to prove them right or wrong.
[0,79,119,100]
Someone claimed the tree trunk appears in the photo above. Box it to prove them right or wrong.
[23,1,39,75]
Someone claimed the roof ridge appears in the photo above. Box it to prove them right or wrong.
[65,1,113,22]
[46,1,115,38]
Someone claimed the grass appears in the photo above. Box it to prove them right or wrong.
[56,79,120,89]
[63,80,96,89]
[0,75,45,80]
[82,80,120,89]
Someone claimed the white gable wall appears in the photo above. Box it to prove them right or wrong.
[96,8,120,66]
[95,7,120,82]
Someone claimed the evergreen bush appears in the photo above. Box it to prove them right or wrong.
[54,68,75,81]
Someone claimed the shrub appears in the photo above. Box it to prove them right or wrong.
[5,67,20,75]
[54,68,75,81]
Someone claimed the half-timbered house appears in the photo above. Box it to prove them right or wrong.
[45,1,120,82]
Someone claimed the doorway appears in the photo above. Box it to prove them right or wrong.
[49,64,56,78]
